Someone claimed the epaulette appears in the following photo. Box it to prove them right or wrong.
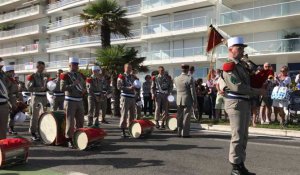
[151,76,156,81]
[223,61,235,72]
[60,73,69,80]
[118,74,125,80]
[86,77,92,84]
[26,74,34,81]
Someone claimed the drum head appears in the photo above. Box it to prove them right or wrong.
[167,118,177,131]
[74,131,88,150]
[39,113,57,144]
[130,122,142,138]
[167,95,175,102]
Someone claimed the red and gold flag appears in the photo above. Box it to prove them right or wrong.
[206,25,224,53]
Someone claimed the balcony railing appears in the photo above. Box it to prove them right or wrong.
[0,44,39,57]
[218,38,300,57]
[0,5,40,23]
[142,0,184,10]
[220,0,300,25]
[48,35,101,49]
[142,47,205,62]
[14,57,96,72]
[124,4,141,15]
[143,16,207,35]
[0,25,39,39]
[0,0,21,6]
[48,30,141,49]
[111,29,141,41]
[48,0,85,11]
[48,16,84,30]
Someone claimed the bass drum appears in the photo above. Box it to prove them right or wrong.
[38,111,66,145]
[166,114,177,131]
[73,128,107,150]
[129,119,155,138]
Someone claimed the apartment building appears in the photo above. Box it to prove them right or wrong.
[0,0,299,81]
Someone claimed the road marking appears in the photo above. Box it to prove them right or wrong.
[201,130,300,149]
[67,172,88,175]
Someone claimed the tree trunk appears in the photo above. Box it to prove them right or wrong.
[101,24,111,48]
[111,74,120,117]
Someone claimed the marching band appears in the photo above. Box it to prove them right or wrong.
[0,37,274,175]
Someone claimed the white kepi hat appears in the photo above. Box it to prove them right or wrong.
[3,65,14,72]
[69,57,79,64]
[227,37,248,48]
[91,65,100,71]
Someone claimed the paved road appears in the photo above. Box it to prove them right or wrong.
[2,117,300,175]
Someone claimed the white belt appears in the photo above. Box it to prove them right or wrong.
[33,92,47,96]
[227,93,250,99]
[53,93,65,96]
[121,93,135,98]
[157,90,168,94]
[65,96,82,102]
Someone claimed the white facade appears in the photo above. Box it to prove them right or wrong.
[1,0,300,81]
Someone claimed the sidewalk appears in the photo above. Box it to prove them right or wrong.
[196,123,300,138]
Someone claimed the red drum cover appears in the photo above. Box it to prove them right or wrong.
[0,138,30,167]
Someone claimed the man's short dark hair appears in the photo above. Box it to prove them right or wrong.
[158,66,164,70]
[37,61,45,66]
[189,66,195,72]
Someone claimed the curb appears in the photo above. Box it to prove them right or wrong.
[197,123,300,138]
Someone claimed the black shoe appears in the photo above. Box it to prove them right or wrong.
[160,124,165,130]
[31,133,40,141]
[68,141,75,149]
[182,135,191,138]
[231,163,256,175]
[101,120,109,124]
[240,162,256,175]
[9,128,17,135]
[121,129,128,138]
[155,120,159,129]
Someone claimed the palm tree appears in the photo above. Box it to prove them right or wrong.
[80,0,134,117]
[80,0,132,48]
[97,45,148,117]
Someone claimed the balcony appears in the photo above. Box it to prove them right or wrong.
[142,16,207,39]
[47,16,85,33]
[0,25,41,42]
[0,0,22,7]
[0,43,40,58]
[217,38,300,64]
[142,0,213,16]
[14,58,96,73]
[47,35,101,52]
[125,4,141,16]
[0,5,44,24]
[142,47,207,65]
[47,0,95,14]
[220,1,300,25]
[219,1,300,35]
[47,30,142,52]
